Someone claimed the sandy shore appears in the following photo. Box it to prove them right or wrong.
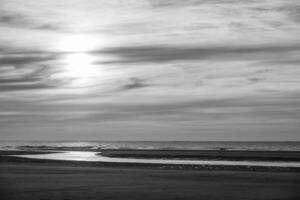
[0,149,300,200]
[0,160,299,200]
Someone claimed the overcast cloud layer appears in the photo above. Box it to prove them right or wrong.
[0,0,300,140]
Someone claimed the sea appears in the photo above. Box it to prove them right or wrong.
[1,141,300,151]
[2,141,300,167]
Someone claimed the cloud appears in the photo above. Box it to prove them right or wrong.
[96,44,300,64]
[0,0,300,140]
[148,0,250,8]
[120,77,150,91]
[248,77,265,84]
[0,12,62,31]
[0,82,55,91]
[0,66,57,92]
[277,4,300,23]
[0,54,56,66]
[0,52,61,92]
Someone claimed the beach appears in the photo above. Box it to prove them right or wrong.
[1,150,300,200]
[1,161,299,200]
[1,0,300,199]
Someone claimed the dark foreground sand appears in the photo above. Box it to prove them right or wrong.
[1,158,300,200]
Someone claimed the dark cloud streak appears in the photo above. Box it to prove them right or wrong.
[120,77,150,91]
[96,44,300,64]
[0,55,57,66]
[0,83,54,91]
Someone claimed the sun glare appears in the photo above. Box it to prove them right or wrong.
[52,52,101,87]
[53,35,109,87]
[64,53,97,78]
[58,35,98,52]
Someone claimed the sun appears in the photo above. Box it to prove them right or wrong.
[52,52,100,87]
[64,53,98,78]
[57,35,99,52]
[53,35,109,87]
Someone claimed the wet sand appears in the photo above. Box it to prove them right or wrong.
[100,149,300,161]
[7,151,300,168]
[0,161,299,200]
[5,148,300,161]
[2,150,300,170]
[1,150,300,200]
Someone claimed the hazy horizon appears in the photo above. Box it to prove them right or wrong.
[1,139,300,142]
[1,0,300,141]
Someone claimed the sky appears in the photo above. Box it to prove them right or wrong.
[0,0,300,141]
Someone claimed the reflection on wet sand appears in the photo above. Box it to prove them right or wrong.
[12,151,300,168]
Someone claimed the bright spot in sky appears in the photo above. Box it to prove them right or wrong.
[64,53,97,78]
[57,35,99,52]
[52,35,106,87]
[51,52,101,87]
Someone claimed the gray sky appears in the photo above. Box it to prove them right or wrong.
[0,0,300,141]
